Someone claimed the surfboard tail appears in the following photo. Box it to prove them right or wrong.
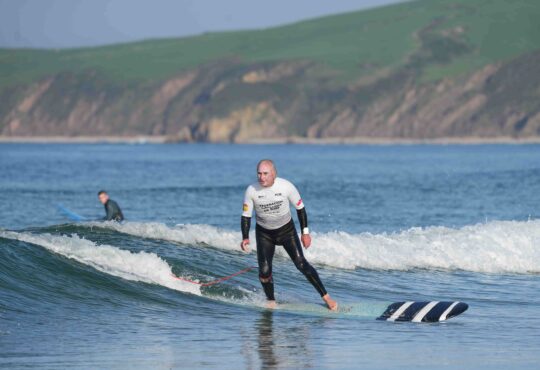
[377,301,468,322]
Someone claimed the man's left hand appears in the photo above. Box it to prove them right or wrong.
[301,234,311,249]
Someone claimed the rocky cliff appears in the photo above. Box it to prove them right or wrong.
[1,0,540,142]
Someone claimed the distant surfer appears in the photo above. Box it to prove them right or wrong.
[240,159,337,310]
[98,190,124,222]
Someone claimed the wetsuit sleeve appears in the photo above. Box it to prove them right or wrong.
[241,187,253,239]
[241,216,251,240]
[286,180,308,233]
[297,208,308,232]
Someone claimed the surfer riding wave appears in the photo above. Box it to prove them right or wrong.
[240,159,338,311]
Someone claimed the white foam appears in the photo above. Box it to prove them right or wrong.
[304,220,540,273]
[88,221,240,251]
[91,220,540,274]
[0,231,201,295]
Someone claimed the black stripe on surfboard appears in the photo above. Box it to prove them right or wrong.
[422,302,451,321]
[400,301,431,321]
[377,301,468,322]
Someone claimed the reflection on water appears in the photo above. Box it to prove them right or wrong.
[255,311,317,370]
[257,311,279,369]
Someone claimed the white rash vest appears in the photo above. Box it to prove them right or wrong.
[242,177,305,230]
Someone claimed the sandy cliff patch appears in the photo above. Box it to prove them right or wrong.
[242,62,306,84]
[17,79,53,113]
[199,102,284,142]
[151,73,196,110]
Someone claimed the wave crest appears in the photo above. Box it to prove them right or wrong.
[92,220,540,274]
[0,231,201,295]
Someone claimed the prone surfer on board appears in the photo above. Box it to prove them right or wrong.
[240,159,338,311]
[98,190,124,222]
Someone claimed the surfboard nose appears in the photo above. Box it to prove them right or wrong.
[445,302,468,319]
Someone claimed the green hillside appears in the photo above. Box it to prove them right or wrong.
[1,0,540,141]
[1,0,539,88]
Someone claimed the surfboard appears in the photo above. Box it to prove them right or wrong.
[377,301,468,322]
[275,301,389,318]
[57,204,87,222]
[271,300,467,322]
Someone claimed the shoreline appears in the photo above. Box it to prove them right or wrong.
[1,135,540,145]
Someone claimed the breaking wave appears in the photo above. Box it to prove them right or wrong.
[0,231,202,295]
[92,219,540,274]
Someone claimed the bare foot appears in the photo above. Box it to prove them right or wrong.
[266,300,277,309]
[322,294,338,311]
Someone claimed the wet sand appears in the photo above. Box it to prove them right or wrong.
[2,135,540,145]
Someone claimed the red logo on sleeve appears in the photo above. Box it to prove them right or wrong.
[296,199,303,207]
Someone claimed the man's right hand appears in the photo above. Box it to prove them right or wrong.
[240,239,250,252]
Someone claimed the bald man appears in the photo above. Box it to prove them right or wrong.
[241,159,337,310]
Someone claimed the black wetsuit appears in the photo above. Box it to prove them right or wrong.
[103,199,124,221]
[242,208,327,301]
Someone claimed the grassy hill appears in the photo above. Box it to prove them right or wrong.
[1,0,540,140]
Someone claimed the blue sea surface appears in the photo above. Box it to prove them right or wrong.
[1,143,539,369]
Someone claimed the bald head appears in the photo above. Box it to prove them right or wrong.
[257,159,277,187]
[257,159,276,173]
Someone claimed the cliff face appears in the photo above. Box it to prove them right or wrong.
[4,51,539,142]
[2,1,540,142]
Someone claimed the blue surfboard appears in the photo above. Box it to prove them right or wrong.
[57,204,87,222]
[266,300,467,322]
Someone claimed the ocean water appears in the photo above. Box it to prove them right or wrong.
[0,143,539,369]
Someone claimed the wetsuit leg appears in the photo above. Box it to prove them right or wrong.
[279,227,327,297]
[256,228,276,301]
